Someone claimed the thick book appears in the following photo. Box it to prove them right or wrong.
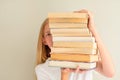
[50,53,98,62]
[52,37,95,42]
[49,18,88,23]
[51,47,97,54]
[49,23,87,29]
[51,28,90,34]
[49,60,96,69]
[53,42,97,48]
[48,13,88,19]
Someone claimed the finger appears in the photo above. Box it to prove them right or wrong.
[75,66,88,73]
[79,70,86,73]
[74,10,86,13]
[75,66,81,73]
[61,68,70,73]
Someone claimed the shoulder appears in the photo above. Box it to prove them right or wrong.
[35,58,60,74]
[35,59,61,80]
[35,64,44,72]
[35,60,49,73]
[35,60,51,80]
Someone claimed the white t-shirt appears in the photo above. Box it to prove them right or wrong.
[35,59,93,80]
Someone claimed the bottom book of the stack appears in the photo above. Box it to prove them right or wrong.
[48,60,96,70]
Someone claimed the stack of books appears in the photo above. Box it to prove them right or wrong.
[48,13,98,70]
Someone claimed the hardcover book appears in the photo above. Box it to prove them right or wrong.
[49,60,96,69]
[51,47,97,54]
[50,53,98,62]
[49,23,87,29]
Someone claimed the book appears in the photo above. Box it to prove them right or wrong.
[49,18,88,23]
[48,13,88,19]
[51,28,90,34]
[49,60,96,69]
[50,53,98,62]
[52,33,92,37]
[51,47,97,54]
[48,12,98,69]
[49,23,87,29]
[52,37,95,42]
[53,42,97,48]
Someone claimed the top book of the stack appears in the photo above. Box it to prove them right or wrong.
[48,13,88,29]
[48,13,88,18]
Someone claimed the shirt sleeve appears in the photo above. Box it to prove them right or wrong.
[35,66,51,80]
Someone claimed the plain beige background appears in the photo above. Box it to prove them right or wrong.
[0,0,119,80]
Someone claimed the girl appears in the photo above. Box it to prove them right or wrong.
[35,9,115,80]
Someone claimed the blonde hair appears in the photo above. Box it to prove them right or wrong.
[36,18,50,65]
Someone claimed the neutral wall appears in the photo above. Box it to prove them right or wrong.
[0,0,119,80]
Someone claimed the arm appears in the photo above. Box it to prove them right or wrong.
[86,10,115,78]
[91,25,115,78]
[61,9,115,80]
[75,9,115,77]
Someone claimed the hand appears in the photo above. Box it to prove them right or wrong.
[61,66,87,74]
[61,66,87,80]
[74,9,96,35]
